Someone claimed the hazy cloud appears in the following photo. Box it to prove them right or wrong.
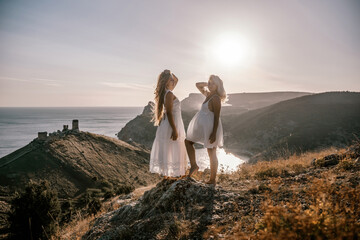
[99,82,153,91]
[0,76,62,86]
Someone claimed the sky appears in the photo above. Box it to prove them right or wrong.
[0,0,359,107]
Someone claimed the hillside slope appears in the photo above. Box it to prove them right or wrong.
[82,144,360,239]
[118,91,310,148]
[181,91,311,112]
[0,131,160,199]
[118,92,359,161]
[224,92,360,161]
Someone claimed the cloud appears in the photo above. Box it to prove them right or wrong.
[99,81,153,91]
[31,78,62,86]
[0,76,62,86]
[0,76,30,82]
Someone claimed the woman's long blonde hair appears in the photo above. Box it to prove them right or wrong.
[210,75,227,103]
[152,69,172,126]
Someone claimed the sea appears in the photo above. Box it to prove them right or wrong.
[0,107,245,172]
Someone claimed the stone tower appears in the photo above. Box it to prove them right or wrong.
[72,119,79,131]
[38,132,47,140]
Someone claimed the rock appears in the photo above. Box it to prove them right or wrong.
[142,101,155,116]
[83,178,248,240]
[314,154,340,167]
[117,102,157,148]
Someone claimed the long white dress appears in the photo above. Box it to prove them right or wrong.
[149,89,187,177]
[186,95,224,148]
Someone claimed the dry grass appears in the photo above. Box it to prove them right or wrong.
[57,146,359,239]
[234,147,344,180]
[229,178,360,239]
[58,211,95,240]
[57,193,134,239]
[204,145,360,239]
[56,184,156,239]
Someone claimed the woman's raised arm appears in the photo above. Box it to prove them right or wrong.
[196,82,210,96]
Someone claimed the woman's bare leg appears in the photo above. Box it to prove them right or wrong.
[206,147,218,184]
[185,139,199,177]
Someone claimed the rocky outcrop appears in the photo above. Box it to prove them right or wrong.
[181,93,205,112]
[117,102,157,149]
[312,143,360,168]
[83,178,250,240]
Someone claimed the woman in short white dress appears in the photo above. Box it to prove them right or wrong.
[149,70,187,178]
[185,75,226,185]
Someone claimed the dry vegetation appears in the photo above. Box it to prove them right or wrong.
[57,145,359,239]
[202,145,360,239]
[57,184,156,239]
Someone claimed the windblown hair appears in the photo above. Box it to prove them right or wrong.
[210,75,227,103]
[152,69,172,126]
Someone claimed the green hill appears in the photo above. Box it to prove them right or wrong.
[118,91,311,148]
[224,92,360,161]
[118,92,360,162]
[0,131,160,199]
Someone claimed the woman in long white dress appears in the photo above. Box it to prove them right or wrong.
[149,70,187,177]
[185,75,226,185]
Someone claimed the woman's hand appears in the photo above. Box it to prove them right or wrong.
[196,82,210,96]
[209,132,216,144]
[171,130,178,141]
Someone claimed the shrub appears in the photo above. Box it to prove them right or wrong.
[291,163,306,174]
[60,199,74,224]
[8,180,61,240]
[88,198,102,216]
[338,158,356,171]
[115,184,135,195]
[100,180,113,189]
[79,189,102,215]
[103,188,115,200]
[255,167,280,179]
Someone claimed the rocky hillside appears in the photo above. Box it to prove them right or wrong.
[81,144,360,239]
[224,92,360,161]
[118,91,311,148]
[118,92,360,162]
[181,91,311,112]
[0,130,161,199]
[117,101,158,149]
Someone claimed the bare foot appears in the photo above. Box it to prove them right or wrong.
[205,180,216,186]
[188,165,199,178]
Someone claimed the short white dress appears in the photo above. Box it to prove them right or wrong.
[149,89,187,177]
[186,94,224,148]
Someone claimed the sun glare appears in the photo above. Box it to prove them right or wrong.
[211,34,255,67]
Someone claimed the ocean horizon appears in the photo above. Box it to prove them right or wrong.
[0,107,143,158]
[0,106,246,172]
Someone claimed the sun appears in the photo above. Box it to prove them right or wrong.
[210,34,255,67]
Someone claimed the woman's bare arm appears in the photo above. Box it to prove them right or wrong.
[196,82,210,96]
[172,74,178,87]
[165,92,178,140]
[209,95,221,144]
